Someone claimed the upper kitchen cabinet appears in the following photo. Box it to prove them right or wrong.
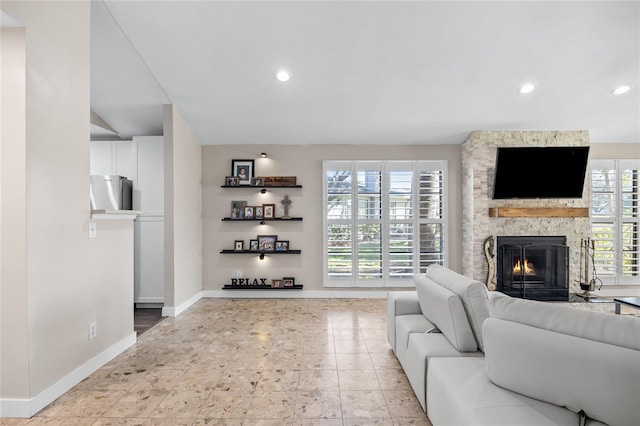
[89,140,136,179]
[89,136,164,214]
[134,136,164,214]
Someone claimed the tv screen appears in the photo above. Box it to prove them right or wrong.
[492,146,590,199]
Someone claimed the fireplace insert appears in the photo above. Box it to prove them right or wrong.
[497,236,569,301]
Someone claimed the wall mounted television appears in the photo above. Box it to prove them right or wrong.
[492,146,590,199]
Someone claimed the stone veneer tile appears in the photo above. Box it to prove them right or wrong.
[462,131,590,294]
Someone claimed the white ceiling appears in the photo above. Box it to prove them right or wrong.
[90,1,639,145]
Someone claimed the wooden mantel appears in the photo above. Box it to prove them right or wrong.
[488,207,589,218]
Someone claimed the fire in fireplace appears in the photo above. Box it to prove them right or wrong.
[497,236,569,301]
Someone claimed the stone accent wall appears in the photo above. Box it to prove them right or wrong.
[462,131,590,295]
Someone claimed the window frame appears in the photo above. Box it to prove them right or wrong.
[323,160,448,288]
[590,159,640,285]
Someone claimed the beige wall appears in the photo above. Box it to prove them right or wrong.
[1,27,30,400]
[590,143,640,159]
[202,144,462,292]
[163,105,203,309]
[1,1,134,407]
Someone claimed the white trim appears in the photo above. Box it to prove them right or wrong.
[202,290,391,299]
[161,291,202,317]
[134,296,164,304]
[0,333,136,418]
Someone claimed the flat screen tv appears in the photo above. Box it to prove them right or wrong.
[492,146,590,199]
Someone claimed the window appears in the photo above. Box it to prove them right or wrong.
[323,160,447,287]
[590,159,639,285]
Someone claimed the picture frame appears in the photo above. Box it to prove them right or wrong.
[257,235,277,252]
[234,240,244,252]
[230,200,247,219]
[251,177,264,187]
[283,277,295,287]
[272,279,284,288]
[225,176,239,186]
[275,240,289,252]
[255,206,264,220]
[231,159,254,185]
[244,206,254,219]
[250,239,259,252]
[263,203,275,219]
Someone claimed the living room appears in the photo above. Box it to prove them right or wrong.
[1,1,638,423]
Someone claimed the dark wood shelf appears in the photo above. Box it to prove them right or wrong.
[221,185,302,188]
[222,284,303,290]
[222,217,302,222]
[220,250,301,254]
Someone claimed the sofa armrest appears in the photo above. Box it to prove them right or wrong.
[387,291,422,352]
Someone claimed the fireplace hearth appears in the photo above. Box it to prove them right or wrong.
[497,236,569,301]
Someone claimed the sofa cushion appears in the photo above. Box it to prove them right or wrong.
[394,314,433,367]
[387,291,422,352]
[425,264,491,351]
[414,274,477,352]
[427,357,580,426]
[484,296,640,426]
[405,333,483,412]
[489,291,640,350]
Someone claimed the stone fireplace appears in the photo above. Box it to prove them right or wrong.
[462,131,590,297]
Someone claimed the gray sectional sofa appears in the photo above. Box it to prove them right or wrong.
[387,264,640,426]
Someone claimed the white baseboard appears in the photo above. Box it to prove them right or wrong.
[134,296,165,304]
[201,290,389,299]
[0,332,136,419]
[161,291,203,317]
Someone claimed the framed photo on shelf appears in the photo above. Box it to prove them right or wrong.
[275,240,289,252]
[250,239,259,252]
[283,277,295,287]
[257,235,277,252]
[244,206,254,219]
[230,200,247,219]
[231,159,254,185]
[272,279,284,288]
[225,176,239,186]
[251,177,264,187]
[234,240,244,252]
[263,204,275,219]
[255,206,264,220]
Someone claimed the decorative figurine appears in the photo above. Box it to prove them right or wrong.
[483,236,497,291]
[280,194,292,219]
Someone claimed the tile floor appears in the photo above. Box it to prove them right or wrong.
[3,298,431,426]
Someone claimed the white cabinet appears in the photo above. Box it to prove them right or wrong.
[89,140,136,179]
[90,137,165,305]
[134,217,164,304]
[134,136,164,213]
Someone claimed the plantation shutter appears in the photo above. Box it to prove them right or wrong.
[324,160,447,288]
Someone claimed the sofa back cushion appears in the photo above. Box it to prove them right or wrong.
[484,294,640,426]
[425,264,491,351]
[490,292,640,350]
[414,274,477,352]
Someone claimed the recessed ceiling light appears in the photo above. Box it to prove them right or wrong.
[612,85,631,95]
[276,70,290,82]
[518,83,535,94]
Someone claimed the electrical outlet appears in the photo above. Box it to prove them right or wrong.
[88,222,97,239]
[89,322,97,340]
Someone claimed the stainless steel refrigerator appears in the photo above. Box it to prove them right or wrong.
[90,175,133,210]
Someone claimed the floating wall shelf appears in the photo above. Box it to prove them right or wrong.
[222,217,302,222]
[221,185,303,189]
[488,207,589,218]
[220,250,301,255]
[222,284,303,290]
